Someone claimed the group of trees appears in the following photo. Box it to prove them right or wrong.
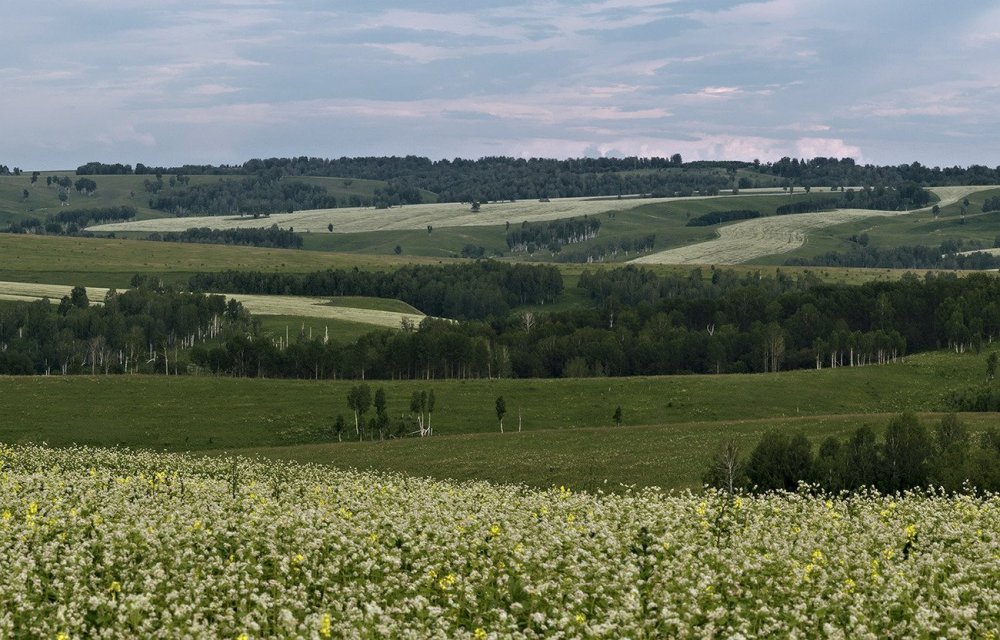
[758,157,1000,189]
[775,197,841,215]
[334,385,437,441]
[553,235,657,263]
[981,196,1000,212]
[147,225,303,249]
[686,209,761,227]
[705,413,1000,493]
[3,206,136,236]
[505,217,601,253]
[180,266,1000,381]
[149,176,340,217]
[189,262,564,321]
[0,286,247,375]
[787,242,1000,270]
[9,265,1000,380]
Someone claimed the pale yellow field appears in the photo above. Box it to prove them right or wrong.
[630,185,996,265]
[0,281,424,329]
[89,191,788,234]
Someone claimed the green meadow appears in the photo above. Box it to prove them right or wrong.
[0,347,993,489]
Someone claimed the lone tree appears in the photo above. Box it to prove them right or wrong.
[410,391,426,435]
[347,383,372,437]
[333,414,346,442]
[703,439,745,494]
[613,406,623,427]
[373,387,388,440]
[495,396,507,433]
[427,389,436,435]
[987,352,998,383]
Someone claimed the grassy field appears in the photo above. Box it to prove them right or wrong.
[0,234,453,288]
[0,347,992,489]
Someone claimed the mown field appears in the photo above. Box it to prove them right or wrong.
[1,444,996,638]
[92,192,849,263]
[769,186,1000,264]
[0,348,993,489]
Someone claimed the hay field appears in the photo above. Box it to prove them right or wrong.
[631,185,996,265]
[90,192,795,234]
[0,281,424,329]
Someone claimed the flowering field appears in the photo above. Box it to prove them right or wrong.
[1,444,997,638]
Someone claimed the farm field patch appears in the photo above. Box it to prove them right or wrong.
[89,191,826,235]
[630,185,995,265]
[0,444,996,638]
[0,281,424,328]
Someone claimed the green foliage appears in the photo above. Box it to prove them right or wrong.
[685,209,761,227]
[189,262,564,321]
[707,413,1000,494]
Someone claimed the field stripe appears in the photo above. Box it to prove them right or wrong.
[89,190,805,234]
[630,185,997,265]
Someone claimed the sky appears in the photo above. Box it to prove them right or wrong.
[3,0,1000,170]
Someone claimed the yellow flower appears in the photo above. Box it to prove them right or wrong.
[905,524,917,539]
[490,524,501,536]
[320,613,332,638]
[575,613,586,624]
[474,628,487,640]
[292,553,304,564]
[109,581,121,594]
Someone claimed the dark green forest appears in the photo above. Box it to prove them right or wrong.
[7,266,1000,380]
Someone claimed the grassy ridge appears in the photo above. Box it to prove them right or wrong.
[0,233,970,292]
[0,234,453,288]
[0,349,991,488]
[0,174,417,223]
[772,187,1000,263]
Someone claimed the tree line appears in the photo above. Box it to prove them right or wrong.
[188,262,564,321]
[704,413,1000,494]
[0,286,247,375]
[149,176,339,217]
[758,157,1000,189]
[686,209,761,227]
[786,243,1000,270]
[553,235,657,263]
[70,157,1000,208]
[505,217,601,253]
[147,225,303,249]
[190,266,1000,380]
[3,206,137,235]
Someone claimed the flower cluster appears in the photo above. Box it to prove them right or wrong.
[0,444,997,638]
